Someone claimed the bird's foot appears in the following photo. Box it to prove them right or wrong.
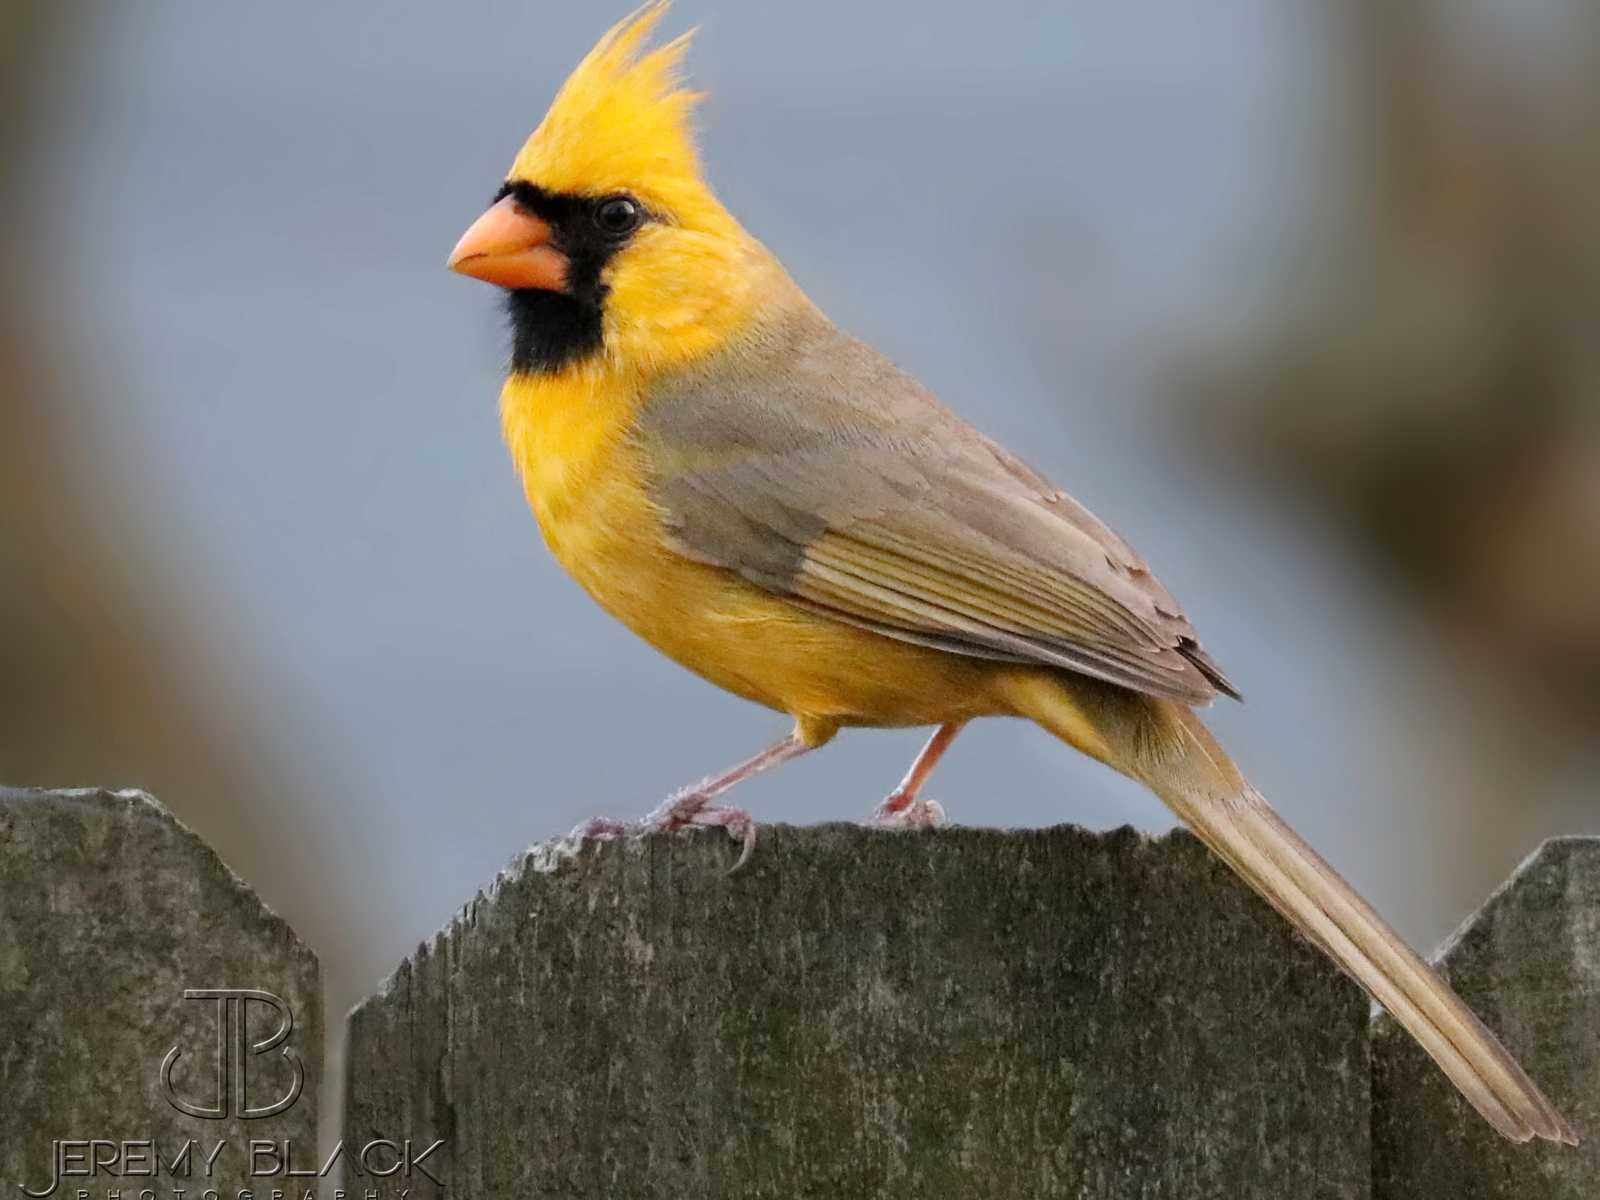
[868,790,947,829]
[566,798,757,871]
[567,815,631,842]
[640,788,759,872]
[564,791,758,872]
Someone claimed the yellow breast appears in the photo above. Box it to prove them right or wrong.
[501,367,786,707]
[499,368,1004,741]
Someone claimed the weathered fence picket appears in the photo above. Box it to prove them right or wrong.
[2,788,1594,1198]
[344,824,1372,1198]
[0,788,322,1197]
[1372,838,1599,1199]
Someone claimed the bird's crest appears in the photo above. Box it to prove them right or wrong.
[511,4,709,216]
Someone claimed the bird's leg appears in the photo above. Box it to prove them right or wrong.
[571,731,813,871]
[870,721,964,828]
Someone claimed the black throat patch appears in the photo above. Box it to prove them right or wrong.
[496,181,633,375]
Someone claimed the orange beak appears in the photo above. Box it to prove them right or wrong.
[447,196,568,291]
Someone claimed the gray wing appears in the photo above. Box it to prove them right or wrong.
[632,306,1237,705]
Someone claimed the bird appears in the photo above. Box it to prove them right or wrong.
[446,3,1578,1146]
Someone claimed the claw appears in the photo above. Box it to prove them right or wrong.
[724,811,758,874]
[642,789,758,871]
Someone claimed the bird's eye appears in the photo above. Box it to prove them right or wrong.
[593,195,643,237]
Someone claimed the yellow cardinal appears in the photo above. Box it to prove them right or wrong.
[447,4,1575,1145]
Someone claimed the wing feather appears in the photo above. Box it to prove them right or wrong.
[636,307,1239,705]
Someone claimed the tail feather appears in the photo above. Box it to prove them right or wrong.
[1162,770,1574,1144]
[1009,674,1579,1145]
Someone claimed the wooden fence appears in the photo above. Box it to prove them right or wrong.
[2,786,1594,1197]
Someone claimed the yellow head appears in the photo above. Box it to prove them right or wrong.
[448,4,768,378]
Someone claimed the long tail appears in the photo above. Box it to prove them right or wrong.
[1001,671,1578,1145]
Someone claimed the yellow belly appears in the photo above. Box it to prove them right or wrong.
[501,373,1002,743]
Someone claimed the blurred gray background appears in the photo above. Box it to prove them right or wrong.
[3,0,1596,1116]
